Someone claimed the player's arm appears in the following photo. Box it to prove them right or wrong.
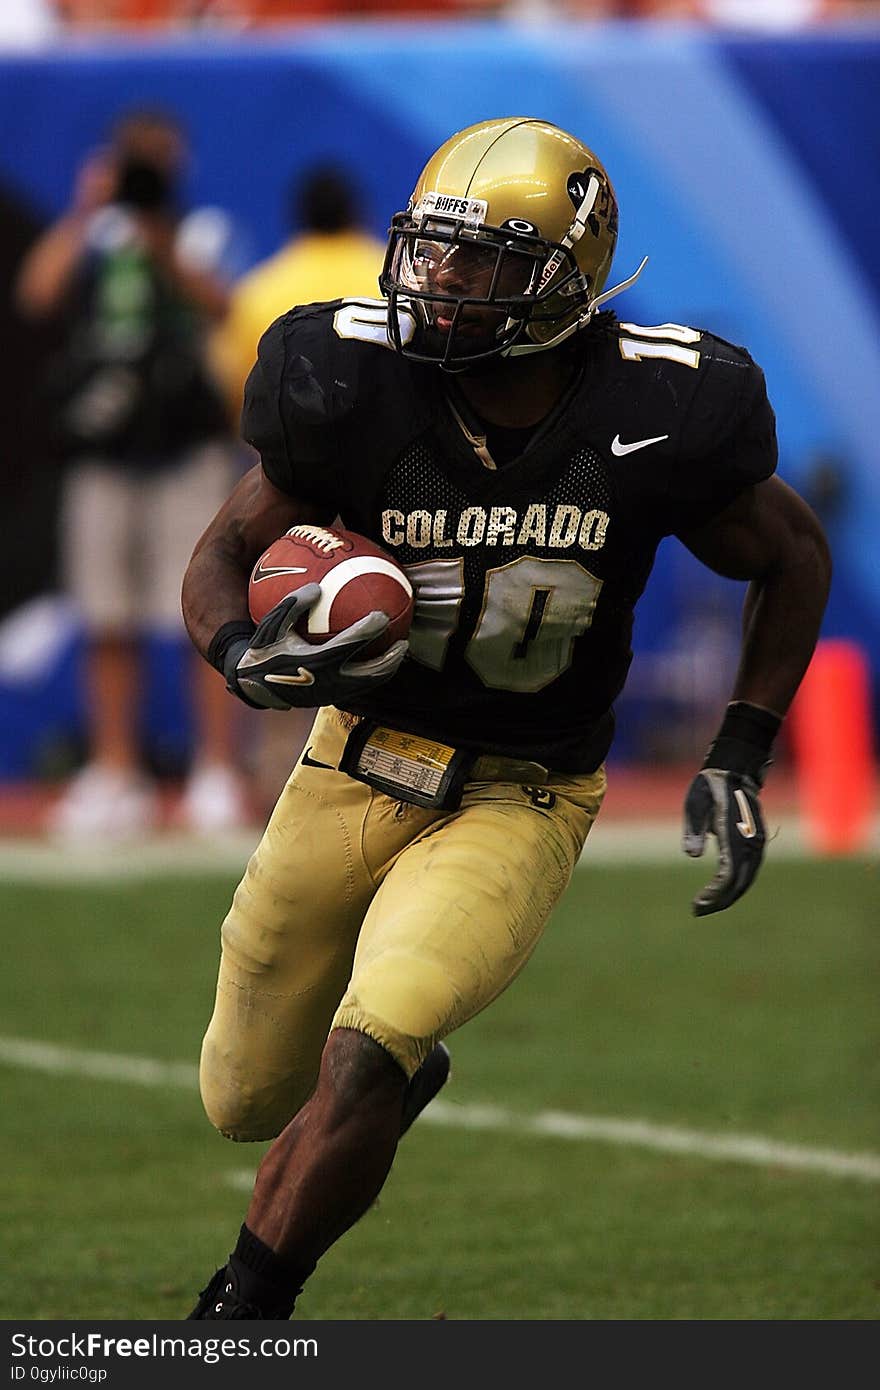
[181,461,323,660]
[682,474,831,716]
[676,475,832,915]
[182,463,407,711]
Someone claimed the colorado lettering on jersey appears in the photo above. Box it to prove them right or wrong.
[382,504,609,552]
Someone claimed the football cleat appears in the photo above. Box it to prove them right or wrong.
[399,1041,451,1137]
[186,1265,288,1321]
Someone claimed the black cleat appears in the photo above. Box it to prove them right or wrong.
[399,1042,451,1137]
[187,1265,289,1320]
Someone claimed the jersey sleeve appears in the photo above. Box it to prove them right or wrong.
[240,310,343,511]
[668,343,778,533]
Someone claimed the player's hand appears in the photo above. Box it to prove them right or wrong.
[223,584,408,710]
[682,768,766,916]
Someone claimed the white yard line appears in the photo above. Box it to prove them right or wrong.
[0,832,261,882]
[2,1035,878,1184]
[1,814,876,881]
[0,1036,199,1089]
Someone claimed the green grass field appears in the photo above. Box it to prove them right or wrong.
[1,850,877,1321]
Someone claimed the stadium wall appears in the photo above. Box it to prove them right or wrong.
[0,21,877,775]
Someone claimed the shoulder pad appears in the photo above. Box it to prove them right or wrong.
[682,331,776,470]
[241,298,429,500]
[601,320,776,525]
[256,298,417,427]
[609,321,770,454]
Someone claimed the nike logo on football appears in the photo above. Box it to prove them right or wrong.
[734,788,757,838]
[252,563,308,582]
[301,748,335,770]
[610,433,669,456]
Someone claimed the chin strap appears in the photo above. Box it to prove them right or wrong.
[505,255,649,358]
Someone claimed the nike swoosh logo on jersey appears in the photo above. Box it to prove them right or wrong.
[252,563,308,582]
[301,748,335,770]
[610,433,669,456]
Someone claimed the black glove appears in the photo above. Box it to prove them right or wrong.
[209,584,408,711]
[682,701,781,917]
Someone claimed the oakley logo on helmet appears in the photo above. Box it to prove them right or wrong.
[502,218,539,235]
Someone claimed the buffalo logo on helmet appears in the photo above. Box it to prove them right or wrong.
[567,168,616,240]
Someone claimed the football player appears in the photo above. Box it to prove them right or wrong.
[181,118,830,1319]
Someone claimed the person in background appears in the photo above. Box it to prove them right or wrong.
[211,162,386,811]
[584,0,849,20]
[15,106,250,838]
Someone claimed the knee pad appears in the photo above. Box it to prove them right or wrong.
[198,1037,316,1143]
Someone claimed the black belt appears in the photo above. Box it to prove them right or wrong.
[338,718,551,811]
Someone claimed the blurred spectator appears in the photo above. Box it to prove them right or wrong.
[14,106,251,839]
[523,0,868,18]
[664,0,845,23]
[632,0,867,19]
[51,0,880,25]
[211,162,386,812]
[56,0,501,26]
[212,163,386,421]
[507,2,621,16]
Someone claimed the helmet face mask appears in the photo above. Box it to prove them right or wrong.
[381,118,628,371]
[382,215,585,368]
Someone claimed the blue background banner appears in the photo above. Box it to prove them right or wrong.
[1,21,877,773]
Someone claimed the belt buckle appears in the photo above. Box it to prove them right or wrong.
[339,721,473,810]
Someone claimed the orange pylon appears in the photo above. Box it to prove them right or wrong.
[789,639,877,855]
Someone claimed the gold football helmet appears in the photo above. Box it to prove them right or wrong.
[381,117,646,369]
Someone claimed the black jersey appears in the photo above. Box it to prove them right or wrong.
[242,299,777,772]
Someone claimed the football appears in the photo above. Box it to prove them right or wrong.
[248,524,414,658]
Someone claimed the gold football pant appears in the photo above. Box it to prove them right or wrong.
[199,707,606,1141]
